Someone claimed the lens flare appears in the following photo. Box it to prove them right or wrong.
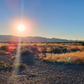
[68,57,71,60]
[7,0,24,83]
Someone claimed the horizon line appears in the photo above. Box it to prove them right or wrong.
[0,34,84,41]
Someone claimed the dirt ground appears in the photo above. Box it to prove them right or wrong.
[0,42,84,84]
[0,57,84,84]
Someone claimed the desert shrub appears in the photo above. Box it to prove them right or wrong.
[67,47,80,52]
[0,51,6,55]
[50,46,54,49]
[58,46,64,48]
[40,46,47,53]
[0,46,7,51]
[3,63,13,70]
[50,48,63,54]
[82,42,84,46]
[42,59,54,63]
[42,59,70,65]
[29,46,38,53]
[63,48,67,53]
[38,53,46,59]
[15,63,25,68]
[0,61,4,69]
[21,48,32,56]
[11,56,16,60]
[19,63,25,68]
[72,57,84,65]
[33,44,37,46]
[62,43,65,45]
[46,42,49,44]
[56,42,61,44]
[0,61,13,70]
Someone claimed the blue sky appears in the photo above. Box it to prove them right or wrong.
[0,0,84,40]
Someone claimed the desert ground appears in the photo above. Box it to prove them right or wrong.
[0,42,84,84]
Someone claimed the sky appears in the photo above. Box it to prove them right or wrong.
[0,0,84,40]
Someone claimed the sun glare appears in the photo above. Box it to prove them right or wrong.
[18,25,24,31]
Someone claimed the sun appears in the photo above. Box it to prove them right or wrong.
[18,25,24,31]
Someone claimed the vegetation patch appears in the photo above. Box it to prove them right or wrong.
[21,48,32,56]
[11,56,16,60]
[0,61,13,70]
[0,51,6,55]
[67,47,81,52]
[40,51,84,65]
[0,46,7,51]
[15,63,25,68]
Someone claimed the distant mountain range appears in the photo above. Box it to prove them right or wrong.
[0,35,83,42]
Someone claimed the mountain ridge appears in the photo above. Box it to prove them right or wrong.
[0,35,82,42]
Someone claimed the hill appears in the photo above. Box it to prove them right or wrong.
[0,35,80,42]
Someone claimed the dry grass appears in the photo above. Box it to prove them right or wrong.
[40,51,84,64]
[0,42,84,65]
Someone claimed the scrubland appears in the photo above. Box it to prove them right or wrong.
[0,42,84,67]
[0,42,84,83]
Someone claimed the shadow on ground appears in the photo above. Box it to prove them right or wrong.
[21,54,34,65]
